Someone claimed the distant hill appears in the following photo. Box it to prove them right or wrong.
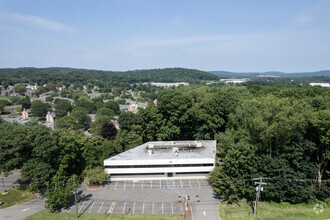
[209,70,330,78]
[0,67,220,86]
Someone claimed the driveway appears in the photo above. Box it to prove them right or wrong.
[191,200,221,220]
[0,199,45,220]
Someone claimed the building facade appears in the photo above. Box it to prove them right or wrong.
[104,140,216,180]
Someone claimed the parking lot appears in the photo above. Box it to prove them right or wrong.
[62,199,183,215]
[60,178,215,216]
[104,179,210,190]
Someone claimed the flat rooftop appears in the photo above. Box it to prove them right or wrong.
[104,140,216,162]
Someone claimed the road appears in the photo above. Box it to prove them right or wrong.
[191,200,221,220]
[0,199,45,220]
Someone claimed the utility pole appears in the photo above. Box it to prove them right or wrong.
[253,177,267,215]
[73,175,78,219]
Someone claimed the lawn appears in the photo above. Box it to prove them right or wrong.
[25,210,182,220]
[0,187,36,209]
[219,200,330,220]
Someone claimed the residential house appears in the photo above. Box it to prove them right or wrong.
[46,111,56,123]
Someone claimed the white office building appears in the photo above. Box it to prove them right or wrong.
[104,140,216,180]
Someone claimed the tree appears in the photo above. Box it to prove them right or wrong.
[103,100,120,115]
[0,100,11,113]
[35,87,49,97]
[90,116,112,135]
[82,136,105,169]
[118,112,142,131]
[70,107,91,129]
[21,158,54,191]
[19,96,31,110]
[209,166,239,204]
[82,166,108,186]
[95,107,114,119]
[0,123,31,172]
[14,83,26,95]
[45,96,54,102]
[2,81,9,89]
[100,123,118,140]
[57,131,85,176]
[54,99,72,119]
[76,96,96,113]
[157,90,193,140]
[30,100,51,119]
[44,167,77,212]
[54,116,78,130]
[308,110,330,199]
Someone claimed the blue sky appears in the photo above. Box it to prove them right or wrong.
[0,0,329,72]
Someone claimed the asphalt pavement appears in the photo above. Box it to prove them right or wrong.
[191,200,221,220]
[61,178,221,220]
[0,199,45,220]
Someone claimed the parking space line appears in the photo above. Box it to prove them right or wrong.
[98,201,104,213]
[152,202,154,214]
[78,201,85,213]
[114,181,118,189]
[151,180,152,188]
[132,181,135,189]
[162,202,163,214]
[142,202,144,214]
[88,201,95,213]
[189,179,192,188]
[197,179,201,188]
[159,180,161,189]
[142,180,144,189]
[105,183,108,190]
[180,179,183,188]
[122,201,127,214]
[132,202,135,214]
[171,202,174,214]
[68,204,73,213]
[123,180,126,189]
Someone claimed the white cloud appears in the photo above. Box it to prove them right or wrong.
[0,13,75,32]
[291,15,314,26]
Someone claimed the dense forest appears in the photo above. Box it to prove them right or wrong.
[0,77,329,209]
[0,67,219,89]
[210,70,330,78]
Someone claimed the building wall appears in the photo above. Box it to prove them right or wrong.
[104,158,215,179]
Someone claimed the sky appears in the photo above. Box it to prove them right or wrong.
[0,0,330,72]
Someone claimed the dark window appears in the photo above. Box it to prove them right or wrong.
[105,163,214,169]
[111,173,164,176]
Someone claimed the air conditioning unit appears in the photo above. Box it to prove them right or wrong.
[196,142,203,148]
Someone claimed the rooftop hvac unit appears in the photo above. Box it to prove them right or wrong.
[147,144,154,149]
[196,142,203,148]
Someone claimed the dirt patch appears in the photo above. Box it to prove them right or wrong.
[181,202,192,220]
[87,185,101,190]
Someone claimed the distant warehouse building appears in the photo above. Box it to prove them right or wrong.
[104,140,216,180]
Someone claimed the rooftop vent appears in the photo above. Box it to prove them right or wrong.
[196,142,203,148]
[147,144,154,149]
